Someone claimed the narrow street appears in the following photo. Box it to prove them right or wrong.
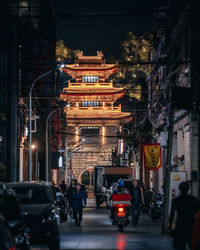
[59,197,173,250]
[2,1,200,250]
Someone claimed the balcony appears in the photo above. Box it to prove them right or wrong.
[68,80,113,88]
[65,105,121,112]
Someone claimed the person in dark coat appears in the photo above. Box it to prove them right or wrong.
[78,183,88,200]
[70,184,86,226]
[129,179,144,225]
[67,179,77,203]
[169,182,199,250]
[59,180,67,196]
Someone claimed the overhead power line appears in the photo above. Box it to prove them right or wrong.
[57,7,192,19]
[56,131,136,139]
[0,59,191,67]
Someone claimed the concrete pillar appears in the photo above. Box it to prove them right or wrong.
[190,119,199,197]
[184,125,191,180]
[19,143,24,181]
[177,129,184,171]
[89,171,92,189]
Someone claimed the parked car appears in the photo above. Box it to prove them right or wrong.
[50,184,68,222]
[0,183,30,250]
[6,182,60,250]
[0,213,16,250]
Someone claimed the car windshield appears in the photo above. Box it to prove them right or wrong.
[12,187,49,204]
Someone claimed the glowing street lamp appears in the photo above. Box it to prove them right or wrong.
[28,65,65,181]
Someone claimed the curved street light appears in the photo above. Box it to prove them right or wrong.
[28,65,64,181]
[28,70,53,181]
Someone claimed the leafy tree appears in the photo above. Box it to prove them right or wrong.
[56,40,78,63]
[110,32,155,101]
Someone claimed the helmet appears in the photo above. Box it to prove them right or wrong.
[117,179,124,188]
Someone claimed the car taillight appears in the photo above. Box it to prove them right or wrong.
[9,247,16,250]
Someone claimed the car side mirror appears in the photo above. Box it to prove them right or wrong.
[8,220,22,229]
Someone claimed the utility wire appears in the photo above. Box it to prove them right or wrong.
[56,131,136,139]
[57,7,193,19]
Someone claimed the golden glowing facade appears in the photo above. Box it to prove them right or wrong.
[60,51,132,127]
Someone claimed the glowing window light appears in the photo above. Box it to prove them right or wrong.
[59,156,63,168]
[118,139,124,154]
[75,126,79,142]
[82,76,99,83]
[102,126,105,136]
[102,126,105,145]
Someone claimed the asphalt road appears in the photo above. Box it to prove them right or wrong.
[32,198,173,250]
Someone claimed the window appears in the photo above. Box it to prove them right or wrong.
[81,126,99,135]
[82,76,99,83]
[13,187,49,204]
[82,101,99,107]
[8,0,40,17]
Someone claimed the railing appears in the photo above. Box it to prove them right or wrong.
[65,105,121,111]
[68,80,113,88]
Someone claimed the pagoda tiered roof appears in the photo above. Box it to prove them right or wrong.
[60,87,125,102]
[59,50,132,127]
[63,51,117,79]
[65,108,133,126]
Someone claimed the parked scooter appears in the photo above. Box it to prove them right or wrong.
[149,193,164,222]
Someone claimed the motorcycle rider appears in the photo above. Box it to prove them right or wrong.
[59,180,67,197]
[110,179,125,224]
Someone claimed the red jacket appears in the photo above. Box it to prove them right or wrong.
[192,210,200,250]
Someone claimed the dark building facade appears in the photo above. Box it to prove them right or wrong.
[0,0,57,181]
[147,0,200,196]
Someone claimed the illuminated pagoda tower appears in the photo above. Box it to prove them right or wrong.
[59,51,132,184]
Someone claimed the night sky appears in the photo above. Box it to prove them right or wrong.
[53,0,168,52]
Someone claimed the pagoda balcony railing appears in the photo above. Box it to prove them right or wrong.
[68,81,113,88]
[65,106,121,111]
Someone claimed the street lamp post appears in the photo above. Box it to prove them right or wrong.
[28,70,53,181]
[67,138,85,182]
[45,108,61,181]
[31,144,38,181]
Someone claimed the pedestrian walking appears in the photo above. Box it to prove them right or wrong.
[59,180,67,196]
[144,186,153,213]
[67,179,77,220]
[129,179,144,225]
[67,179,77,201]
[169,182,199,250]
[70,183,87,226]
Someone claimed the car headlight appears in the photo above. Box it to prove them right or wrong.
[14,234,25,244]
[41,210,59,224]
